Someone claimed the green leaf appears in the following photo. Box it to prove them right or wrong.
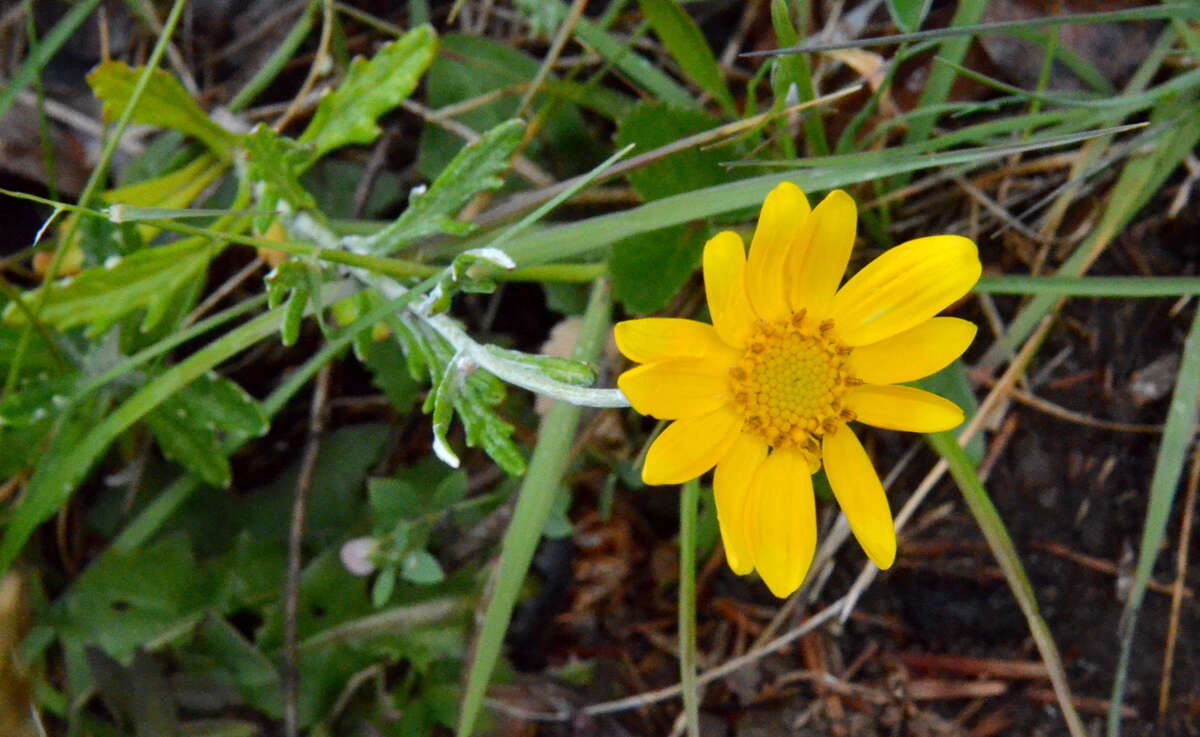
[368,477,425,524]
[372,568,398,607]
[0,306,289,575]
[186,615,284,718]
[637,0,735,114]
[347,119,524,254]
[362,338,421,414]
[400,550,445,585]
[266,261,313,346]
[609,223,706,314]
[145,397,231,487]
[174,372,270,438]
[86,60,237,160]
[3,238,217,337]
[53,534,206,691]
[480,344,597,386]
[886,0,933,32]
[299,24,438,158]
[0,421,56,479]
[389,314,526,476]
[417,34,600,179]
[0,325,60,376]
[614,102,733,201]
[0,373,76,427]
[241,125,317,228]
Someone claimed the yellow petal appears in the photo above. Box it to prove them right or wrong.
[703,231,756,349]
[745,182,810,322]
[822,427,896,569]
[787,189,856,320]
[642,405,743,485]
[831,235,980,346]
[713,432,767,575]
[614,318,740,365]
[845,317,977,385]
[618,359,731,420]
[745,450,817,598]
[844,384,965,432]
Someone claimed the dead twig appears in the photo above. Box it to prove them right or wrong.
[1158,442,1200,716]
[284,363,333,737]
[1032,540,1192,600]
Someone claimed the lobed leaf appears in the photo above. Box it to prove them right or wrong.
[346,119,525,255]
[87,60,237,160]
[299,25,439,158]
[3,238,217,338]
[241,125,318,229]
[145,399,231,486]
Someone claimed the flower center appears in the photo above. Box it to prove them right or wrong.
[729,312,859,455]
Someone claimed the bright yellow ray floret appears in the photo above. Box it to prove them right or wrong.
[614,182,981,598]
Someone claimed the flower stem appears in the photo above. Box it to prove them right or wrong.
[679,478,701,737]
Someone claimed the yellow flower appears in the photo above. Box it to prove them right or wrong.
[614,183,981,598]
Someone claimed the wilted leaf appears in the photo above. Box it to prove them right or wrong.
[87,61,237,159]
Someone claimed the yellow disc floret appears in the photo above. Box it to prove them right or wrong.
[729,311,860,460]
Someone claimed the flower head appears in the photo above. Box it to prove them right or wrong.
[615,183,981,598]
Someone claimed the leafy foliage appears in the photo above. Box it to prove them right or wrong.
[608,102,739,312]
[240,125,318,229]
[87,61,237,159]
[144,372,268,487]
[346,120,525,254]
[4,238,217,337]
[298,25,439,159]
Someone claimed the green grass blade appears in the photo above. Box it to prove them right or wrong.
[558,3,695,108]
[899,0,986,152]
[926,432,1087,737]
[975,276,1200,298]
[979,105,1200,368]
[1107,308,1200,735]
[747,3,1200,55]
[495,124,1135,266]
[769,0,828,156]
[0,0,103,120]
[637,0,734,115]
[679,478,701,737]
[456,281,611,737]
[227,1,318,112]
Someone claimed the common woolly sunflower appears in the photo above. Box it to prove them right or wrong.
[615,182,981,598]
